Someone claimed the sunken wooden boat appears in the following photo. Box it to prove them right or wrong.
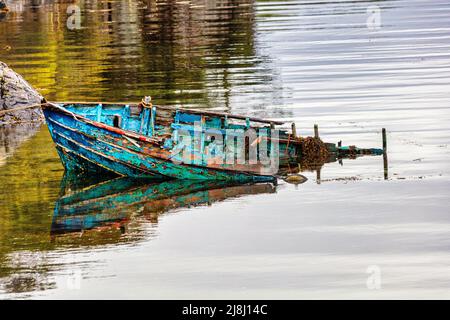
[42,98,303,182]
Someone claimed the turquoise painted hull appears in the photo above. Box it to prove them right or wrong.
[42,103,288,182]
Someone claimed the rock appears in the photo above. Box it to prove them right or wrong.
[0,1,8,12]
[0,61,44,125]
[283,174,308,185]
[0,0,8,21]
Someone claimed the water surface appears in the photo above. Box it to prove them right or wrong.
[0,0,449,299]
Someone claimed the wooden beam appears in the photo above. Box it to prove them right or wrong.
[54,101,285,126]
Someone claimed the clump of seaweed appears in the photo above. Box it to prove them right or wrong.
[299,136,329,170]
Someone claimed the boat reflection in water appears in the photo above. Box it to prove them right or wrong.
[50,144,385,240]
[51,174,277,239]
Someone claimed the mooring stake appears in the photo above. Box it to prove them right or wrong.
[291,123,297,138]
[382,128,388,180]
[383,153,389,180]
[314,124,319,139]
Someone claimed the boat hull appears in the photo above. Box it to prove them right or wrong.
[43,104,277,182]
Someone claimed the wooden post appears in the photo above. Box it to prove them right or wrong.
[314,124,319,139]
[291,123,297,138]
[383,152,388,180]
[316,168,321,185]
[149,106,156,136]
[338,140,342,147]
[200,116,206,165]
[96,103,102,122]
[382,128,388,180]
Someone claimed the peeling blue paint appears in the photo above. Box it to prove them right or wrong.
[43,103,286,182]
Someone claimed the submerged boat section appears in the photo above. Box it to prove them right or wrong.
[42,99,384,181]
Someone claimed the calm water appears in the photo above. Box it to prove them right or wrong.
[1,0,450,299]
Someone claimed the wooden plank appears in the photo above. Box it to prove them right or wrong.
[55,101,285,125]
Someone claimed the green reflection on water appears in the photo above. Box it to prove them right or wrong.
[0,127,62,281]
[0,0,269,110]
[0,0,276,295]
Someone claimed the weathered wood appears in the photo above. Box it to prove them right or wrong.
[291,123,297,138]
[0,103,42,116]
[382,128,388,180]
[157,105,285,125]
[314,124,319,139]
[155,108,175,124]
[0,61,44,125]
[383,152,389,180]
[55,100,284,126]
